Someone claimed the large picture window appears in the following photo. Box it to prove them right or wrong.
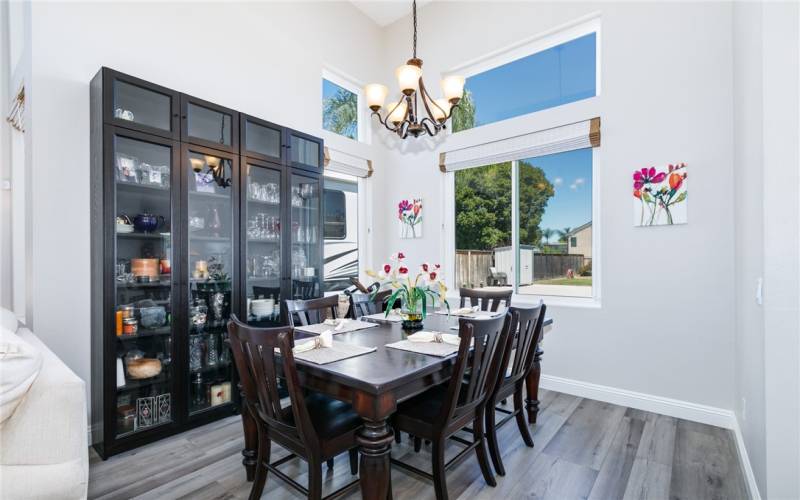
[452,32,597,132]
[454,148,593,299]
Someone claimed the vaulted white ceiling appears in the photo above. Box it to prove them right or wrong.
[350,0,433,27]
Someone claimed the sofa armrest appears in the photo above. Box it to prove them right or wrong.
[0,328,88,491]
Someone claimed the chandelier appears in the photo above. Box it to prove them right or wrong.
[365,0,465,139]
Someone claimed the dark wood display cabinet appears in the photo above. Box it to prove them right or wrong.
[90,68,323,458]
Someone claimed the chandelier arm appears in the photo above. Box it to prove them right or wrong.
[419,117,440,136]
[444,102,462,121]
[418,77,446,123]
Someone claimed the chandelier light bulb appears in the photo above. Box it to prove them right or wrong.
[430,98,451,122]
[396,64,422,95]
[365,84,389,111]
[441,75,465,103]
[387,100,408,124]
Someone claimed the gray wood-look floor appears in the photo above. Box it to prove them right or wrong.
[88,390,750,500]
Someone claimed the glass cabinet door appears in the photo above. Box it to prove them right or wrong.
[244,162,283,326]
[112,130,176,438]
[107,69,179,139]
[181,96,238,153]
[185,148,236,415]
[242,115,283,163]
[290,173,322,299]
[288,130,322,172]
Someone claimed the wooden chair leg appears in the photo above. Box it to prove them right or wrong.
[514,385,534,447]
[432,439,448,500]
[474,409,497,488]
[249,426,270,500]
[308,458,323,500]
[326,458,334,470]
[349,448,359,475]
[485,403,506,476]
[413,436,422,452]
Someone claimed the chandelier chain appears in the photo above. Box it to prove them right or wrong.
[412,0,417,59]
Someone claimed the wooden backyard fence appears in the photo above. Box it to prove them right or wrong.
[532,254,585,281]
[455,250,493,289]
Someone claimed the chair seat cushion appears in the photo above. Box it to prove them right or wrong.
[283,392,362,439]
[395,384,448,424]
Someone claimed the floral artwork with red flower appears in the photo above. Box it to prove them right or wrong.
[633,163,687,226]
[398,198,423,238]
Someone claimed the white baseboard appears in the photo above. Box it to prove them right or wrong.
[540,374,735,428]
[731,417,763,500]
[540,374,761,499]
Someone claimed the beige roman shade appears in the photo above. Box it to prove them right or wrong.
[440,117,601,172]
[323,146,373,178]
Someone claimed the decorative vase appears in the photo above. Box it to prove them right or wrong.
[400,295,425,330]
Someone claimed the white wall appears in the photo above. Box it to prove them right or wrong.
[732,3,766,495]
[27,1,385,415]
[375,2,737,410]
[761,2,800,498]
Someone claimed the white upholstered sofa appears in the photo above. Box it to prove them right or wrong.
[0,315,89,499]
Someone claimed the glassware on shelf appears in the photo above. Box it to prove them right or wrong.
[189,335,203,372]
[248,181,280,204]
[206,206,222,237]
[206,334,219,367]
[192,373,207,409]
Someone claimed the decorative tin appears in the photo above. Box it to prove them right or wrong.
[137,396,154,427]
[156,393,171,424]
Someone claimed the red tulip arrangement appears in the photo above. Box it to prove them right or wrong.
[366,252,449,324]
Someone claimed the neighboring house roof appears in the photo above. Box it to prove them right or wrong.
[565,221,592,237]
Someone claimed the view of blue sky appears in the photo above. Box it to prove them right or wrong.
[522,148,593,238]
[463,33,596,128]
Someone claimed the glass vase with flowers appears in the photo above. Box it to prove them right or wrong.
[366,252,449,330]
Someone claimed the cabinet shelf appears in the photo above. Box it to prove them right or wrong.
[117,232,170,240]
[117,372,171,392]
[116,327,172,340]
[189,191,229,200]
[116,281,171,289]
[247,198,280,207]
[116,181,170,194]
[190,361,232,375]
[247,238,280,243]
[189,235,231,243]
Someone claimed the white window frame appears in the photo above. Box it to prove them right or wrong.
[321,67,370,145]
[443,149,600,308]
[444,13,602,136]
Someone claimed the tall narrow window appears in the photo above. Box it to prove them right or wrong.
[322,78,358,140]
[323,172,359,291]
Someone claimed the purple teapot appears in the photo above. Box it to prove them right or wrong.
[133,212,165,233]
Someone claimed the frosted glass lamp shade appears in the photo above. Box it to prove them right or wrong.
[189,157,205,172]
[365,84,389,111]
[430,98,451,122]
[441,75,465,102]
[387,100,408,124]
[396,64,422,95]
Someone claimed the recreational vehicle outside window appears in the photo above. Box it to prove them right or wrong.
[323,172,359,292]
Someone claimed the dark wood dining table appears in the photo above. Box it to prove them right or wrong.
[238,313,553,500]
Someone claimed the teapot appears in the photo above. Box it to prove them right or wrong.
[133,212,165,233]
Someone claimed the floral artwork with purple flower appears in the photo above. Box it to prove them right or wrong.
[398,198,423,238]
[633,163,688,226]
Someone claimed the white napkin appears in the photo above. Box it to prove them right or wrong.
[451,306,479,316]
[293,330,333,353]
[408,330,461,346]
[323,318,349,331]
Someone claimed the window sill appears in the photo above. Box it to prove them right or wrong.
[445,292,601,310]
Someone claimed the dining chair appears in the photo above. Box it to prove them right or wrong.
[284,295,340,327]
[390,313,514,500]
[348,289,392,319]
[292,279,318,300]
[484,302,545,476]
[227,315,362,500]
[459,287,513,312]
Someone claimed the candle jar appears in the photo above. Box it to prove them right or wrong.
[122,318,138,336]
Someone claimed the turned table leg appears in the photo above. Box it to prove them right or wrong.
[357,419,394,500]
[240,397,258,481]
[525,344,543,424]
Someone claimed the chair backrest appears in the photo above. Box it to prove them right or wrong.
[459,287,513,312]
[495,303,545,393]
[349,289,392,319]
[284,294,340,327]
[227,315,320,449]
[292,279,318,300]
[437,312,513,426]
